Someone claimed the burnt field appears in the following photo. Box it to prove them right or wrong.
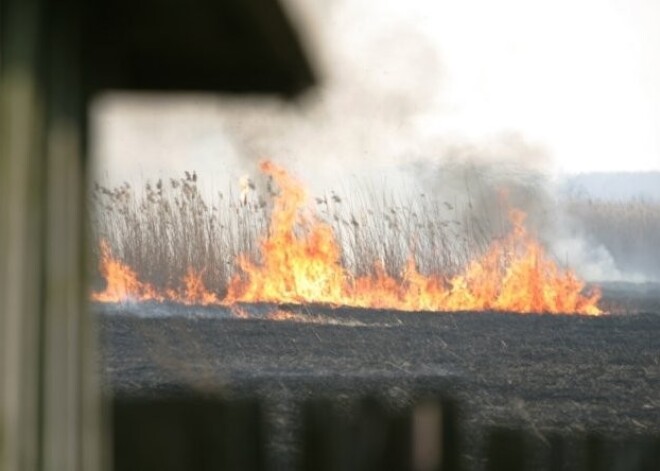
[98,282,660,469]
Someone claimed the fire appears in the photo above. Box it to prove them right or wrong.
[225,161,347,306]
[92,161,602,315]
[168,268,221,306]
[92,242,219,306]
[92,240,163,303]
[225,161,601,315]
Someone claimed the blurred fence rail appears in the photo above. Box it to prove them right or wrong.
[112,396,659,471]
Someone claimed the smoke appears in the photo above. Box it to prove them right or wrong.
[215,4,444,189]
[405,134,550,205]
[91,0,658,283]
[398,136,644,282]
[549,236,624,282]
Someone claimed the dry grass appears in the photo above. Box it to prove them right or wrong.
[91,174,269,296]
[90,171,660,296]
[566,198,660,279]
[90,173,499,296]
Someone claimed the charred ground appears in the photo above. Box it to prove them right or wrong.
[99,282,660,470]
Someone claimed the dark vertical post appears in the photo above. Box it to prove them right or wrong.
[302,397,414,471]
[439,399,461,471]
[586,434,606,471]
[113,398,265,471]
[350,397,411,471]
[41,1,105,469]
[0,0,104,469]
[301,399,344,471]
[485,428,527,471]
[548,434,572,471]
[0,1,48,469]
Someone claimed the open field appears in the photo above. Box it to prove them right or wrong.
[93,167,660,468]
[91,170,660,299]
[98,282,660,470]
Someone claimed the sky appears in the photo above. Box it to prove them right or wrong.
[399,0,660,174]
[92,0,660,188]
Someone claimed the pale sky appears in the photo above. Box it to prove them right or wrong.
[93,0,660,186]
[397,0,660,173]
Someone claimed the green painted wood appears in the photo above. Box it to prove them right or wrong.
[1,1,103,469]
[548,434,575,471]
[0,1,48,469]
[113,398,265,471]
[438,399,461,471]
[41,2,105,470]
[485,428,527,471]
[587,435,660,471]
[301,399,343,471]
[302,398,414,471]
[349,398,411,471]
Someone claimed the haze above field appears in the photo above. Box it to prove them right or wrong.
[92,0,660,189]
[563,172,660,201]
[90,0,660,284]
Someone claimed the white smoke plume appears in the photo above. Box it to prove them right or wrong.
[91,0,660,282]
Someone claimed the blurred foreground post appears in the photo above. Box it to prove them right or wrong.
[113,398,265,471]
[301,397,461,471]
[1,0,103,470]
[1,0,314,469]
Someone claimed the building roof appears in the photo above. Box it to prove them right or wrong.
[85,0,316,96]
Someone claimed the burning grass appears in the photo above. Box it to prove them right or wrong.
[91,161,602,314]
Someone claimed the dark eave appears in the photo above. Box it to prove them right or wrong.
[85,0,316,97]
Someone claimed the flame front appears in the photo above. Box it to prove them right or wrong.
[225,161,347,305]
[92,161,602,315]
[92,242,219,306]
[224,161,601,315]
[92,240,163,303]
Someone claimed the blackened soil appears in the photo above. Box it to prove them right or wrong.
[98,283,660,470]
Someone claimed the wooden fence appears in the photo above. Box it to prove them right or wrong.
[112,396,659,471]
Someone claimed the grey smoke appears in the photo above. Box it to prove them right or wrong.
[91,0,655,283]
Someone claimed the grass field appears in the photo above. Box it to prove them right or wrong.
[90,170,660,301]
[92,170,660,469]
[90,173,489,296]
[98,282,660,470]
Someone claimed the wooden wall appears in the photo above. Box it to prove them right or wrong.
[0,1,104,469]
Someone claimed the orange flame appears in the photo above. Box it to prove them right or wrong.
[92,161,602,315]
[92,242,219,306]
[92,240,163,303]
[166,268,220,306]
[225,161,601,315]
